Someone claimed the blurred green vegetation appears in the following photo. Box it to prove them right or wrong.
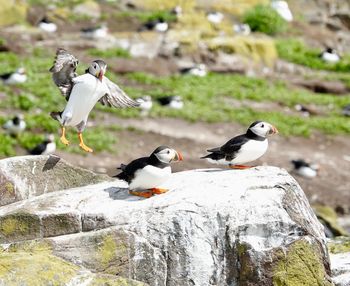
[276,38,350,72]
[243,4,287,35]
[88,47,131,59]
[114,10,177,23]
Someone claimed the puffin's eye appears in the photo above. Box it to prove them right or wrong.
[167,150,170,154]
[261,124,264,128]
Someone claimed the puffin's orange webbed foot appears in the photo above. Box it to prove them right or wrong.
[151,188,169,195]
[129,190,153,198]
[60,127,70,146]
[78,132,93,153]
[229,165,253,170]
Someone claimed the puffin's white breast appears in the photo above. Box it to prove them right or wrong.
[231,139,269,165]
[129,165,171,190]
[63,74,107,126]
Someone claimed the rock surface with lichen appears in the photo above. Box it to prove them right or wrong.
[0,155,334,285]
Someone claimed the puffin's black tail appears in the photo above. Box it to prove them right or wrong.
[114,171,127,180]
[200,152,225,160]
[50,111,62,122]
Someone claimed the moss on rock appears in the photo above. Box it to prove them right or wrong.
[313,205,348,237]
[328,236,350,254]
[96,233,129,275]
[273,240,332,286]
[0,212,40,243]
[0,240,78,285]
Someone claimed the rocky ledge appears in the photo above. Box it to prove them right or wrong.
[0,156,335,285]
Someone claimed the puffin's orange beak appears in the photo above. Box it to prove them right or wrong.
[174,151,183,162]
[98,71,104,81]
[269,125,279,135]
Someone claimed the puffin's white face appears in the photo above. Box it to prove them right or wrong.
[88,60,107,81]
[17,68,26,75]
[249,121,278,138]
[154,147,183,164]
[46,134,55,142]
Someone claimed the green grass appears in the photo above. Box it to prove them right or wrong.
[123,72,350,136]
[114,10,177,23]
[88,47,131,59]
[276,38,350,72]
[243,4,287,35]
[0,49,349,158]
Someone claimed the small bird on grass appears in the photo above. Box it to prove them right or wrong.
[207,11,224,24]
[291,159,319,179]
[38,16,57,33]
[115,146,183,198]
[320,48,340,63]
[157,95,184,109]
[201,121,278,169]
[0,68,27,85]
[139,17,169,33]
[49,48,139,153]
[81,25,108,39]
[3,114,26,136]
[136,95,153,116]
[180,64,207,77]
[342,104,350,116]
[29,134,56,155]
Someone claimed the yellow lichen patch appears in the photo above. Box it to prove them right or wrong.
[313,205,348,236]
[0,213,40,242]
[206,35,277,66]
[0,240,78,286]
[5,182,14,195]
[273,240,332,286]
[99,234,118,268]
[0,0,27,27]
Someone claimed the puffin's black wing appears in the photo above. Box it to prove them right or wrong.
[157,96,172,106]
[115,157,149,183]
[201,134,247,161]
[99,77,139,108]
[49,48,79,101]
[29,141,47,155]
[0,72,12,80]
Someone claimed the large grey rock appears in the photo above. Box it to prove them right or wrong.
[0,157,333,286]
[0,155,111,207]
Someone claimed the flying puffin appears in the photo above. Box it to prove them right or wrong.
[115,146,183,198]
[29,134,56,155]
[3,114,26,136]
[0,68,27,85]
[157,95,184,109]
[81,24,108,39]
[291,159,319,178]
[136,95,153,115]
[201,121,278,169]
[49,48,139,152]
[38,16,57,33]
[320,48,340,63]
[180,64,207,77]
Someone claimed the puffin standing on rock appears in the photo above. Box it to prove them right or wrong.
[201,121,278,169]
[49,48,139,152]
[115,146,183,198]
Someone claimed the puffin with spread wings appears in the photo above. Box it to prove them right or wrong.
[49,48,139,152]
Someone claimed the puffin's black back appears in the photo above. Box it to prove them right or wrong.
[29,140,49,155]
[116,146,170,182]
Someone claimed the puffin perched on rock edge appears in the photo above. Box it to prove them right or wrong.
[201,121,278,169]
[49,48,139,152]
[115,146,183,198]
